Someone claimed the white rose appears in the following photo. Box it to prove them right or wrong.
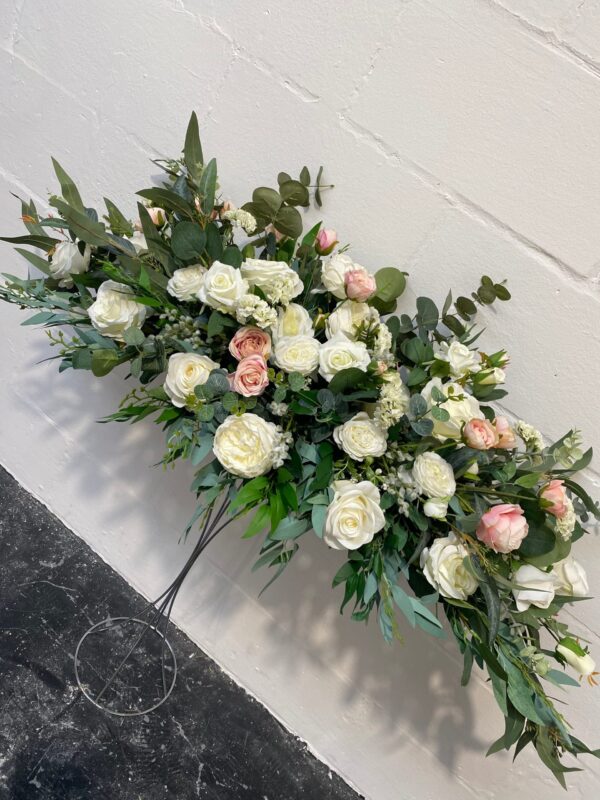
[412,452,456,500]
[434,341,480,378]
[333,412,387,461]
[164,352,219,408]
[512,564,556,612]
[321,253,368,299]
[479,367,506,385]
[423,499,448,519]
[272,303,313,341]
[127,229,148,255]
[420,533,478,600]
[422,377,483,440]
[273,335,320,375]
[88,280,147,341]
[318,332,371,382]
[198,261,248,313]
[166,265,206,301]
[213,413,282,478]
[324,480,385,550]
[326,300,379,340]
[49,241,91,287]
[552,556,589,597]
[556,641,596,678]
[241,258,303,305]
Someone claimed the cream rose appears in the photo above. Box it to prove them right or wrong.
[240,258,303,305]
[49,241,91,287]
[272,303,313,341]
[422,378,483,440]
[434,341,480,378]
[512,564,556,612]
[325,300,379,340]
[88,280,147,341]
[213,413,283,478]
[552,556,589,597]
[318,332,371,382]
[164,352,220,407]
[197,261,248,313]
[323,480,385,550]
[166,264,206,301]
[322,253,371,299]
[420,533,478,600]
[273,335,320,375]
[333,412,387,461]
[412,452,456,500]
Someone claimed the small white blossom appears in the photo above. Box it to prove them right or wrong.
[373,371,410,429]
[223,208,257,234]
[268,401,289,416]
[516,420,544,452]
[273,430,293,468]
[555,499,577,541]
[235,294,278,329]
[372,322,393,359]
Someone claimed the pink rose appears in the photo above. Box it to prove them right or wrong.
[147,207,167,226]
[463,418,499,450]
[494,416,517,449]
[230,355,269,397]
[315,228,338,256]
[344,268,376,301]
[229,326,271,360]
[540,479,569,518]
[476,504,529,553]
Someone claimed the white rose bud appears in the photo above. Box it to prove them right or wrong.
[49,241,91,287]
[434,341,480,378]
[324,480,385,550]
[421,378,483,440]
[127,229,148,255]
[333,412,387,461]
[321,253,368,299]
[241,258,303,305]
[556,639,597,680]
[318,332,371,382]
[166,265,206,301]
[197,261,248,313]
[213,413,284,478]
[412,452,456,500]
[272,303,313,341]
[326,300,379,340]
[423,499,448,519]
[164,353,220,408]
[87,280,147,341]
[273,335,320,375]
[512,564,556,611]
[420,533,478,600]
[552,556,589,597]
[478,367,506,385]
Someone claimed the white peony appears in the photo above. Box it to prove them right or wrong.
[412,452,456,500]
[241,258,303,305]
[164,352,219,408]
[273,335,320,375]
[318,332,371,382]
[323,480,385,550]
[88,280,147,341]
[49,241,91,287]
[422,377,483,440]
[420,533,478,600]
[333,412,387,461]
[271,303,313,341]
[552,556,589,597]
[321,253,369,299]
[166,264,206,301]
[213,413,286,478]
[512,564,556,612]
[434,341,480,379]
[197,261,248,313]
[325,300,379,340]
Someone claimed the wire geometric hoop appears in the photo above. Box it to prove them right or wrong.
[74,495,230,717]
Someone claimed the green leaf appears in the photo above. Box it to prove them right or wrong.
[104,198,133,237]
[271,516,309,541]
[416,296,439,330]
[184,111,204,182]
[14,247,51,276]
[1,234,58,252]
[299,166,311,186]
[122,327,145,347]
[517,521,556,559]
[242,504,271,538]
[137,188,194,220]
[51,158,84,212]
[253,187,283,216]
[328,367,367,394]
[229,476,269,511]
[191,434,214,466]
[514,473,541,488]
[171,221,207,261]
[91,349,120,377]
[274,205,302,238]
[374,267,406,303]
[311,503,327,538]
[279,180,309,207]
[471,556,500,645]
[198,158,217,214]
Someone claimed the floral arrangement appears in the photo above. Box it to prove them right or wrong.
[1,113,599,785]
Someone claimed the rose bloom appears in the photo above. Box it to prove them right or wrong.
[229,326,271,360]
[273,335,320,375]
[230,354,269,397]
[315,228,338,256]
[272,303,314,341]
[476,503,529,553]
[552,555,589,597]
[512,564,556,611]
[540,479,569,518]
[50,240,91,287]
[463,418,499,450]
[412,452,456,500]
[326,300,379,340]
[164,352,220,407]
[147,206,167,226]
[344,268,376,302]
[323,480,385,550]
[420,533,478,600]
[197,261,248,312]
[421,378,483,440]
[167,265,206,301]
[321,253,370,299]
[318,332,371,382]
[494,416,517,449]
[213,413,282,478]
[333,412,387,461]
[88,280,147,341]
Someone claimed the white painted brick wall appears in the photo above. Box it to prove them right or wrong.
[0,1,599,797]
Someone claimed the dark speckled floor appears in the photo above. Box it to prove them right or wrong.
[0,465,362,800]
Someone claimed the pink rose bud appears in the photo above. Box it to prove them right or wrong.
[476,504,529,553]
[229,326,271,361]
[344,268,377,302]
[494,416,517,449]
[230,355,269,397]
[540,479,569,518]
[463,418,499,450]
[315,228,338,256]
[147,207,167,226]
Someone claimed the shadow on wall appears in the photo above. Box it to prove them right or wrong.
[15,330,497,775]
